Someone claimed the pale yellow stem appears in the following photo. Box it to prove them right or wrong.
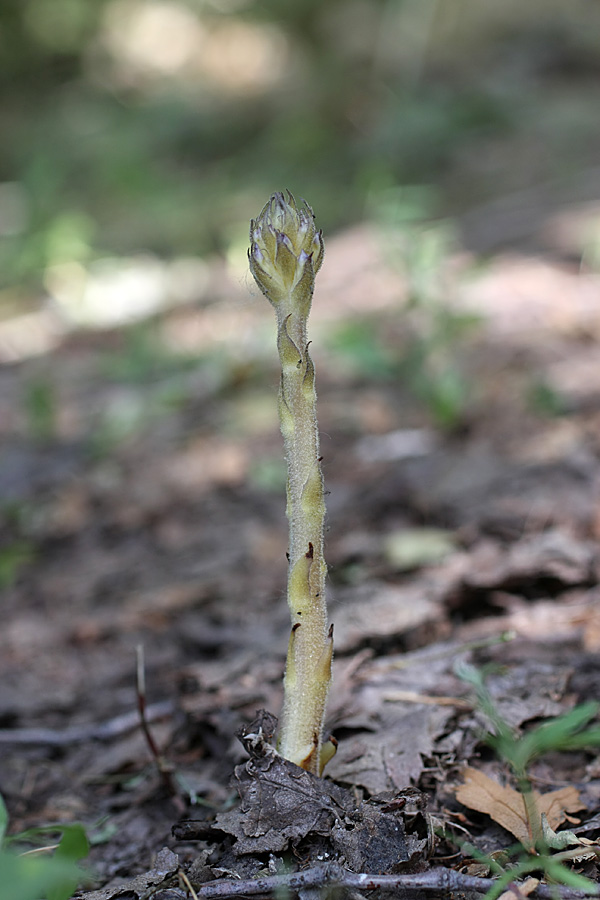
[248,192,333,774]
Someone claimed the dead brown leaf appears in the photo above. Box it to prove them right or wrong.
[214,712,355,855]
[498,876,540,900]
[456,767,583,848]
[78,848,180,900]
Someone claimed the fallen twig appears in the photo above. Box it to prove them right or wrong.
[79,860,600,900]
[383,689,472,708]
[184,863,599,900]
[0,700,174,745]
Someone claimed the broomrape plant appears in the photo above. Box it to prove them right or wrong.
[249,192,335,775]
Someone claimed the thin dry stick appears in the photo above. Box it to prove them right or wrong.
[0,701,174,745]
[185,863,598,900]
[383,689,472,708]
[136,644,182,806]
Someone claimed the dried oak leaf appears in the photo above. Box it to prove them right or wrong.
[456,767,583,848]
[332,790,433,874]
[77,848,179,900]
[214,739,354,855]
[498,876,540,900]
[331,800,410,874]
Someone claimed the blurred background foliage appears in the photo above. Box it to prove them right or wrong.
[1,0,599,587]
[1,0,600,311]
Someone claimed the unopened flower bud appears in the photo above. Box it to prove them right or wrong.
[249,191,324,310]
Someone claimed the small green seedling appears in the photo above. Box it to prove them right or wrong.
[455,663,600,899]
[249,192,334,775]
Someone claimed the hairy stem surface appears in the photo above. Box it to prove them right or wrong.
[249,192,333,774]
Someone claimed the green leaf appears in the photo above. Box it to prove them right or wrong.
[0,542,35,590]
[543,725,600,752]
[541,813,581,850]
[543,858,598,892]
[0,794,8,847]
[3,824,89,900]
[55,824,89,863]
[47,824,89,900]
[0,850,82,900]
[514,702,599,769]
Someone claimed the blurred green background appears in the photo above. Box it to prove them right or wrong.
[1,0,600,315]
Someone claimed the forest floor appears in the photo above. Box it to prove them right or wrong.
[2,216,600,899]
